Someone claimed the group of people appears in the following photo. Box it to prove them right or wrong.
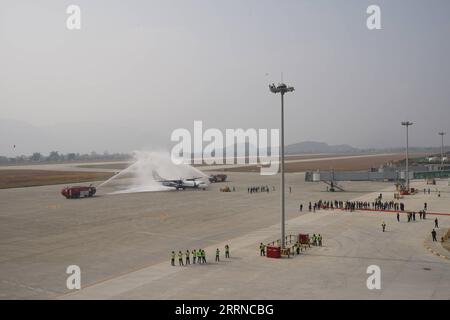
[248,185,272,193]
[259,233,323,256]
[423,188,442,195]
[311,234,323,246]
[373,200,404,211]
[385,213,440,242]
[299,198,436,217]
[171,245,230,266]
[301,199,407,213]
[399,210,428,222]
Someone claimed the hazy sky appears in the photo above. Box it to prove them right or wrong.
[1,0,450,156]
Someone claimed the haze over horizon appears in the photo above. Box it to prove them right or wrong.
[1,0,450,156]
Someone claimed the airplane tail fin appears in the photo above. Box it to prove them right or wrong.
[152,170,164,181]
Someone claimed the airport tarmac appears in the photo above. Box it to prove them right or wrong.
[0,170,449,299]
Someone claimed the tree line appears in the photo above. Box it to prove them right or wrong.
[0,151,131,165]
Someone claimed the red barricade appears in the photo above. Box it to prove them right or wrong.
[266,246,281,258]
[299,234,309,245]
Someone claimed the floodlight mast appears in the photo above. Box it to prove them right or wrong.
[269,83,295,249]
[401,121,413,191]
[439,132,446,169]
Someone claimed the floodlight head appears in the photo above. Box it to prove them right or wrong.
[401,121,413,126]
[269,82,295,94]
[269,83,278,93]
[438,132,446,136]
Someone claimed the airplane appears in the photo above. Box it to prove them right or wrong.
[152,170,208,190]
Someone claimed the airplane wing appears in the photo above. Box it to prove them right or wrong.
[185,177,203,181]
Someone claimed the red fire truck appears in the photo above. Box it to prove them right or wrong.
[61,185,96,199]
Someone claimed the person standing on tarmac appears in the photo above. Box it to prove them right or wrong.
[197,249,202,264]
[202,250,207,264]
[318,234,323,246]
[171,251,175,266]
[312,234,317,246]
[397,213,400,222]
[178,251,184,266]
[192,249,197,264]
[225,244,230,258]
[185,249,190,265]
[260,243,266,256]
[435,218,439,228]
[216,248,220,262]
[431,229,437,242]
[382,222,386,232]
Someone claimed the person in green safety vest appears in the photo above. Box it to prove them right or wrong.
[201,249,206,264]
[178,250,184,266]
[192,249,197,264]
[225,244,230,258]
[260,243,265,256]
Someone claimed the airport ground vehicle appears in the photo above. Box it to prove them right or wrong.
[208,174,227,183]
[61,185,96,199]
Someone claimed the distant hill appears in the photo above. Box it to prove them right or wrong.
[285,141,359,155]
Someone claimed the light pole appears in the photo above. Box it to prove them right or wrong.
[439,132,446,169]
[270,82,294,249]
[401,121,413,191]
